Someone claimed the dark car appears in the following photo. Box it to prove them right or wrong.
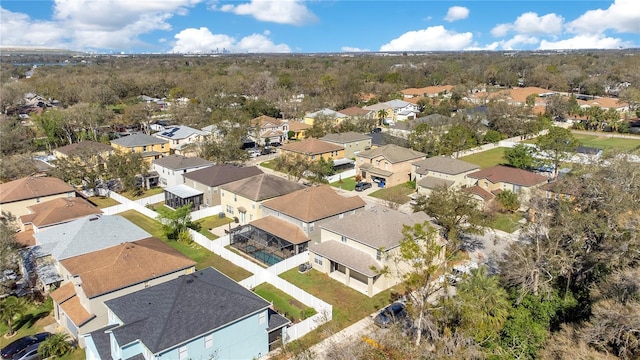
[374,302,407,328]
[11,342,41,360]
[1,333,50,359]
[354,182,372,192]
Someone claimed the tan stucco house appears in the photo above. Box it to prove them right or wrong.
[110,133,170,164]
[182,165,263,208]
[356,144,426,188]
[465,165,549,205]
[249,115,289,145]
[319,132,372,159]
[412,156,480,197]
[0,176,76,219]
[278,138,344,162]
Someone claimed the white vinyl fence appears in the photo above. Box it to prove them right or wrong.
[191,206,222,221]
[325,168,356,184]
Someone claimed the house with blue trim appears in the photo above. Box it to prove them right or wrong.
[84,267,290,360]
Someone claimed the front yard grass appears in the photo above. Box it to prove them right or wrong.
[460,147,507,169]
[369,181,415,204]
[329,176,357,191]
[87,196,119,208]
[120,187,164,200]
[119,210,252,281]
[254,283,316,323]
[485,211,525,233]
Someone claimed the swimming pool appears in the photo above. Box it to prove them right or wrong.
[245,245,283,266]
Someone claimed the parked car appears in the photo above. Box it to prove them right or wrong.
[374,302,407,328]
[269,142,282,147]
[11,342,41,360]
[247,149,261,158]
[450,261,479,285]
[1,333,50,359]
[354,182,372,192]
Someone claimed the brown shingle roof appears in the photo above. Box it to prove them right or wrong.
[14,229,35,247]
[464,185,495,201]
[221,174,304,201]
[262,185,366,222]
[251,115,283,127]
[50,282,75,303]
[401,85,454,97]
[412,155,479,175]
[280,138,343,155]
[467,165,548,187]
[357,144,426,163]
[338,106,371,117]
[58,294,94,326]
[152,154,213,170]
[0,176,74,204]
[20,197,102,228]
[250,216,310,245]
[320,132,372,144]
[287,121,311,131]
[55,141,113,156]
[59,238,195,298]
[183,165,263,187]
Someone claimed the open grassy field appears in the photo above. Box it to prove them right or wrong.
[459,147,507,169]
[572,133,640,153]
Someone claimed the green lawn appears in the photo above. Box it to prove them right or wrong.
[485,212,524,233]
[120,187,165,200]
[119,210,252,281]
[254,283,316,322]
[259,161,276,170]
[460,147,507,169]
[572,133,640,153]
[329,176,357,191]
[369,182,415,203]
[87,196,120,208]
[195,215,233,241]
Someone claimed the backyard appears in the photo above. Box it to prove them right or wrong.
[484,211,525,233]
[253,283,316,323]
[119,210,252,281]
[459,147,507,169]
[369,181,415,204]
[522,132,640,154]
[87,196,119,208]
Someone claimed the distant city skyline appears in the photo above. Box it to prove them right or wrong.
[1,0,638,54]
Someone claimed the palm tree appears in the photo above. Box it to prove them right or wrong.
[0,296,26,336]
[377,109,387,126]
[38,333,73,358]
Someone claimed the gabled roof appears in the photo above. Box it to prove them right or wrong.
[152,154,213,171]
[280,138,343,155]
[0,176,74,204]
[20,197,102,228]
[34,215,151,261]
[286,121,312,131]
[467,165,548,187]
[417,176,455,190]
[320,132,372,144]
[362,103,392,111]
[305,108,347,119]
[250,216,310,245]
[262,185,366,222]
[320,206,432,249]
[105,267,270,354]
[55,141,113,156]
[338,106,371,117]
[58,238,195,298]
[111,133,168,148]
[251,115,283,128]
[464,185,495,201]
[412,155,479,175]
[311,241,380,277]
[221,174,304,201]
[384,99,413,109]
[154,126,207,140]
[401,85,454,96]
[183,165,263,187]
[357,144,426,163]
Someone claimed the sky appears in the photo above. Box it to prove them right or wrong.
[0,0,638,54]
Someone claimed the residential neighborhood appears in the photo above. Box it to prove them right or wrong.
[1,50,640,360]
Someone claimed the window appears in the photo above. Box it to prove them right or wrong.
[309,222,315,232]
[226,205,234,214]
[259,312,266,325]
[376,160,381,166]
[314,256,323,265]
[204,335,213,349]
[142,146,147,152]
[311,155,316,160]
[376,250,382,261]
[36,197,40,203]
[513,185,522,193]
[178,346,188,360]
[339,213,344,219]
[234,194,237,202]
[483,181,489,188]
[341,236,347,243]
[385,162,388,169]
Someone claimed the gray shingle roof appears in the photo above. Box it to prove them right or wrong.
[220,174,304,201]
[33,215,151,261]
[320,132,372,144]
[310,240,381,277]
[357,144,425,163]
[417,176,455,190]
[320,206,431,249]
[111,133,168,148]
[87,324,117,360]
[412,155,479,175]
[154,126,207,140]
[152,155,213,171]
[183,165,263,187]
[105,268,270,354]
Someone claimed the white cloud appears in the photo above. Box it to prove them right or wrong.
[501,35,539,50]
[567,0,640,35]
[0,8,70,48]
[380,26,473,51]
[341,46,370,52]
[539,34,633,50]
[491,12,564,37]
[217,0,317,25]
[171,27,291,53]
[444,6,469,22]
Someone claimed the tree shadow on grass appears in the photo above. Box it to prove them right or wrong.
[459,233,484,252]
[14,308,51,331]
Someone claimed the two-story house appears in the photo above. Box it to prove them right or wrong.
[303,108,347,126]
[411,156,480,197]
[0,176,76,219]
[49,238,196,346]
[319,132,372,159]
[310,207,442,297]
[465,165,549,206]
[182,165,263,208]
[249,115,289,145]
[54,141,114,161]
[220,174,304,225]
[286,121,312,140]
[19,197,102,233]
[152,154,213,188]
[338,106,375,123]
[384,99,420,121]
[278,138,344,162]
[84,268,290,360]
[363,103,393,125]
[153,125,208,156]
[356,144,426,188]
[110,133,170,164]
